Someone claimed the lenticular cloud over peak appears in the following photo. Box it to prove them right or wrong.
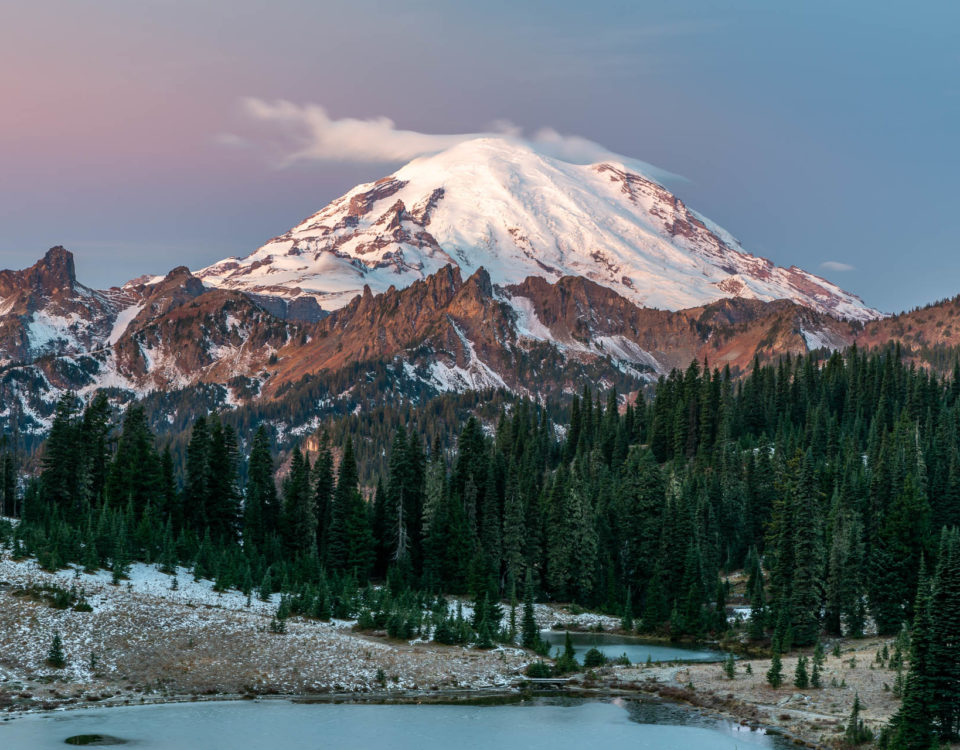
[224,98,679,181]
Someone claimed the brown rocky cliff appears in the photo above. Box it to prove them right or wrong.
[0,247,120,363]
[0,246,79,309]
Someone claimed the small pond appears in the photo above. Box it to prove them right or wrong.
[541,630,726,665]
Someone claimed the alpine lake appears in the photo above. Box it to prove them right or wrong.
[1,635,793,749]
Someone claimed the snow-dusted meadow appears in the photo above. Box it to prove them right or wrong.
[0,551,538,710]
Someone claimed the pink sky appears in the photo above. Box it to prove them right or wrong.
[1,1,958,312]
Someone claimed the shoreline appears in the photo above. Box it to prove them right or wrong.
[1,551,900,748]
[0,678,823,749]
[0,684,812,746]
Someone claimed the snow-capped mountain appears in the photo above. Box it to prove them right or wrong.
[197,137,880,321]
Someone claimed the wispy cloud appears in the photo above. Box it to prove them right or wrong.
[220,99,681,181]
[820,261,855,272]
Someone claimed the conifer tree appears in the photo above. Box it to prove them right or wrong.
[182,416,210,534]
[928,528,960,740]
[327,438,374,577]
[723,652,735,680]
[245,425,278,548]
[794,655,809,689]
[46,632,66,669]
[845,694,872,746]
[521,569,539,650]
[888,559,937,749]
[501,462,525,590]
[767,638,784,689]
[789,451,823,647]
[281,449,316,558]
[205,418,241,543]
[421,446,446,537]
[312,434,334,557]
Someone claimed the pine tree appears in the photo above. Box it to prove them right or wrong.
[258,570,273,602]
[811,660,822,688]
[825,498,865,636]
[46,632,66,669]
[1,448,17,518]
[327,438,374,577]
[421,446,446,537]
[789,452,823,647]
[501,462,525,590]
[619,448,665,596]
[794,655,809,689]
[205,419,241,543]
[182,416,210,534]
[385,427,415,569]
[927,528,960,740]
[888,559,937,750]
[245,425,279,547]
[723,652,735,680]
[312,433,335,558]
[845,694,873,746]
[521,569,539,650]
[281,449,316,558]
[41,395,82,521]
[553,631,578,673]
[767,638,784,688]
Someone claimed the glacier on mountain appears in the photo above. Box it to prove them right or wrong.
[197,137,880,321]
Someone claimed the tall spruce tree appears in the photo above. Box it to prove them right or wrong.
[327,438,374,577]
[281,449,316,558]
[888,557,937,750]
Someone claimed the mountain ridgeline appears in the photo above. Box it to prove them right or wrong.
[3,243,960,449]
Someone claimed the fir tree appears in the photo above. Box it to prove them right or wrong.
[927,528,960,740]
[767,638,784,689]
[501,462,525,590]
[888,559,937,749]
[327,438,374,577]
[281,449,316,558]
[845,694,873,746]
[521,569,539,650]
[46,632,66,669]
[312,433,335,558]
[794,655,809,689]
[723,652,736,680]
[182,416,210,534]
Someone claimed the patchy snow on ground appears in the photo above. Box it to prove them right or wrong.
[0,551,531,710]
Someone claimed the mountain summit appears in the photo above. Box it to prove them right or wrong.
[197,137,880,321]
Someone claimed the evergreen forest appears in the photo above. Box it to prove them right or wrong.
[2,345,959,746]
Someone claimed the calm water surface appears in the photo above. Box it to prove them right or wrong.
[0,698,792,750]
[541,630,725,664]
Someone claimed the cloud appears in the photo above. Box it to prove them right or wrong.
[228,99,681,182]
[820,261,855,272]
[237,99,479,165]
